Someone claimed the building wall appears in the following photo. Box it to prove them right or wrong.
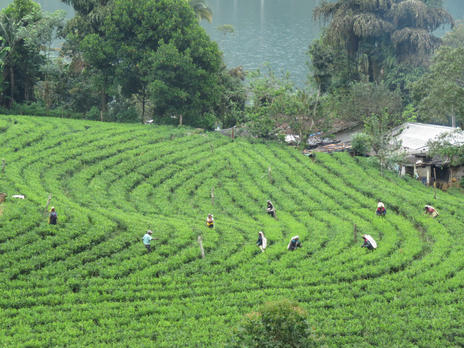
[416,166,432,185]
[451,166,464,183]
[403,158,463,186]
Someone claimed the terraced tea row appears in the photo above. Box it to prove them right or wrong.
[0,115,463,347]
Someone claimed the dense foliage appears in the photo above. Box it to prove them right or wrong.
[0,0,65,107]
[427,129,464,166]
[1,116,464,346]
[411,23,464,128]
[0,0,461,140]
[230,299,319,347]
[313,0,453,86]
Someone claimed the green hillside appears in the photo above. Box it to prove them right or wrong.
[1,115,463,347]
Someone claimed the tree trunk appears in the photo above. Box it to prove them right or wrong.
[9,65,14,107]
[197,235,205,258]
[44,193,52,216]
[100,89,105,122]
[141,88,146,124]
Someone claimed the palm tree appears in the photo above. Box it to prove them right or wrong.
[0,13,23,105]
[314,0,454,82]
[189,0,213,23]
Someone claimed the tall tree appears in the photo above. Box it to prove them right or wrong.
[61,0,220,123]
[313,0,453,86]
[411,46,464,127]
[0,0,64,106]
[100,0,223,126]
[60,0,114,119]
[428,129,464,167]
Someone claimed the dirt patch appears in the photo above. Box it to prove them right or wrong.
[0,205,3,216]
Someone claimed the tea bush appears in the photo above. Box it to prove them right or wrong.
[0,115,463,347]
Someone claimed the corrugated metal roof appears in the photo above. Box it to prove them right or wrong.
[396,123,463,154]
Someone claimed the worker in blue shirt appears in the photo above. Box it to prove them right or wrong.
[142,230,153,253]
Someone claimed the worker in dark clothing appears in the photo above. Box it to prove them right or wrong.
[256,231,267,252]
[361,237,373,250]
[361,234,377,251]
[287,236,301,251]
[206,214,214,228]
[49,207,57,225]
[376,201,386,216]
[266,200,276,218]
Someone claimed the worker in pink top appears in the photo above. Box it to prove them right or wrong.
[424,205,439,218]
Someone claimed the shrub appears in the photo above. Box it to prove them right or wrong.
[230,299,319,347]
[351,132,370,156]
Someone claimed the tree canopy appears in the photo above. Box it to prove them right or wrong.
[313,0,453,87]
[0,0,64,106]
[411,45,464,127]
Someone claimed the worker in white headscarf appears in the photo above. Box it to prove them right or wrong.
[287,236,301,251]
[424,205,439,218]
[256,231,267,252]
[206,214,214,228]
[361,234,377,251]
[376,200,386,216]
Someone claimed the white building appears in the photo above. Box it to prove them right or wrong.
[395,123,464,186]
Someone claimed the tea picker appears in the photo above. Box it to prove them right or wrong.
[48,207,57,225]
[287,236,301,251]
[424,204,439,218]
[376,200,386,216]
[206,214,214,228]
[361,234,377,251]
[142,230,153,253]
[266,200,276,218]
[256,231,267,252]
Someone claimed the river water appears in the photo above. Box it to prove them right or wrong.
[1,0,463,84]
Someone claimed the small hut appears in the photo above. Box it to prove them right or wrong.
[395,123,464,186]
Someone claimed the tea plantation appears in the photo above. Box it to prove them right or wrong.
[1,115,463,347]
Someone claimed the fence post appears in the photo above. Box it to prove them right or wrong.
[353,224,357,243]
[1,159,5,173]
[179,114,183,126]
[198,235,205,259]
[44,193,52,215]
[211,187,215,206]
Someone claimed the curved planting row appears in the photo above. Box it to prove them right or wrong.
[0,115,463,347]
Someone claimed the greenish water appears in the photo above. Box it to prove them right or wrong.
[0,0,462,84]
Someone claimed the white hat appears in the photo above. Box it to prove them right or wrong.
[147,230,153,234]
